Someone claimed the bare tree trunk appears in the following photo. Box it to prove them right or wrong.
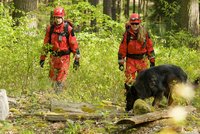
[112,0,117,20]
[124,0,129,18]
[145,0,149,17]
[13,0,38,26]
[141,0,147,20]
[188,0,199,36]
[132,0,136,13]
[138,0,141,14]
[89,0,99,32]
[116,0,121,22]
[178,0,199,36]
[103,0,112,18]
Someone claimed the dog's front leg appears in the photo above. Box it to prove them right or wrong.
[152,91,164,108]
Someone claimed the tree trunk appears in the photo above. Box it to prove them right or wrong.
[13,0,37,15]
[124,0,129,18]
[13,0,38,26]
[116,0,121,22]
[188,0,199,36]
[103,0,112,18]
[178,0,199,36]
[132,0,136,13]
[89,0,99,32]
[138,0,141,14]
[112,0,117,20]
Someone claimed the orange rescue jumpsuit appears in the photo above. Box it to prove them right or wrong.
[40,22,80,82]
[118,25,155,84]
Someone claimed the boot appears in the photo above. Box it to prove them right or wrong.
[54,81,63,94]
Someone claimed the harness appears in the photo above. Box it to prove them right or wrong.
[125,26,147,59]
[49,22,71,56]
[49,22,70,44]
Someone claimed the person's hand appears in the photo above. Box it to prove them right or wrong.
[40,60,45,68]
[119,64,124,71]
[73,60,80,70]
[150,62,155,67]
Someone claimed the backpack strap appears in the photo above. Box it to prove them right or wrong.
[125,26,131,54]
[49,25,54,44]
[126,25,131,45]
[48,22,70,44]
[64,22,69,39]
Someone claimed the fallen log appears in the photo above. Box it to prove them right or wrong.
[116,105,196,126]
[45,112,135,121]
[45,112,104,121]
[51,100,96,113]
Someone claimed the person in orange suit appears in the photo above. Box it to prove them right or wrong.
[118,13,155,93]
[40,7,80,93]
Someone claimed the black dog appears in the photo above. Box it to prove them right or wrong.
[125,64,188,111]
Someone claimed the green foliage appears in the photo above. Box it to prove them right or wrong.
[0,2,200,133]
[0,4,48,95]
[163,30,194,48]
[150,0,180,30]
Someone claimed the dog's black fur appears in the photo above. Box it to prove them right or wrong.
[125,64,188,111]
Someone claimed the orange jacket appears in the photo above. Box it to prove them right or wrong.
[40,22,79,60]
[118,26,155,63]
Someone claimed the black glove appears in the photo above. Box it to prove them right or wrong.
[119,64,124,71]
[150,62,155,67]
[40,60,45,68]
[73,60,80,70]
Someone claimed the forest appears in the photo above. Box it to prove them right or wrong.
[0,0,200,133]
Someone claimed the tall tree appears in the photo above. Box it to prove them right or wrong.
[138,0,141,14]
[112,0,117,20]
[116,0,121,21]
[13,0,38,26]
[124,0,130,18]
[132,0,136,13]
[178,0,199,36]
[103,0,112,18]
[13,0,37,18]
[88,0,99,32]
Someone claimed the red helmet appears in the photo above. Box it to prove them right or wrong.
[53,7,65,17]
[129,13,141,23]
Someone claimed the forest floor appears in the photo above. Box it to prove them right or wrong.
[1,90,200,134]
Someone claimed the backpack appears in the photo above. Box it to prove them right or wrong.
[49,20,73,44]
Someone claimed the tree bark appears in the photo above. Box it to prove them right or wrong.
[89,0,99,32]
[187,0,199,36]
[103,0,112,18]
[178,0,199,36]
[132,0,136,13]
[116,0,121,22]
[138,0,141,14]
[116,105,196,125]
[112,0,117,20]
[124,0,130,18]
[13,0,38,26]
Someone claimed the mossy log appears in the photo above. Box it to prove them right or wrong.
[45,100,134,121]
[45,112,104,121]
